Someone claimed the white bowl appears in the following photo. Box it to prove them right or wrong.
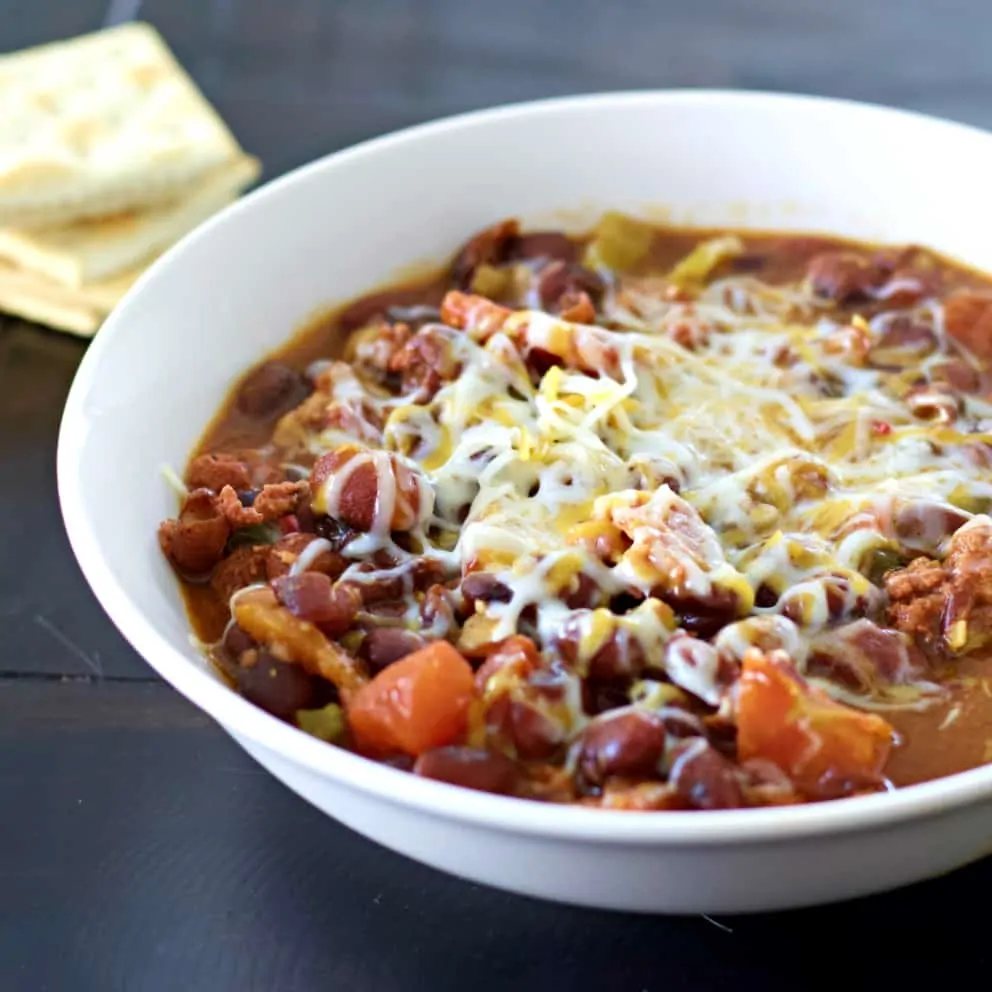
[58,91,992,914]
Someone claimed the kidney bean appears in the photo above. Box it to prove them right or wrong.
[507,231,578,264]
[592,633,647,681]
[388,326,462,401]
[461,571,511,603]
[525,347,564,380]
[359,628,427,674]
[563,572,603,609]
[608,593,644,614]
[868,317,937,368]
[265,533,347,581]
[473,636,541,691]
[381,753,416,772]
[805,251,883,303]
[236,362,310,419]
[893,502,969,551]
[235,649,319,719]
[729,253,767,273]
[213,623,256,683]
[669,738,745,810]
[779,575,873,627]
[311,516,355,549]
[808,619,923,693]
[673,590,740,639]
[339,572,405,606]
[158,489,231,576]
[754,584,779,608]
[507,700,564,760]
[931,358,982,394]
[272,572,361,636]
[582,679,631,715]
[223,623,257,659]
[451,219,519,288]
[414,746,519,794]
[420,584,458,639]
[578,710,667,786]
[485,695,563,760]
[537,260,605,311]
[311,445,425,532]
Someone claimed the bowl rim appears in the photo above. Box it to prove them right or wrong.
[58,87,992,846]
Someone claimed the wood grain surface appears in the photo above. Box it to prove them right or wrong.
[2,1,992,989]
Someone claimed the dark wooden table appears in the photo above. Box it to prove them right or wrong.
[4,2,992,989]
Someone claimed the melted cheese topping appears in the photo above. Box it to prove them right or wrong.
[303,248,992,711]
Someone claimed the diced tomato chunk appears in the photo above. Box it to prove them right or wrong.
[347,641,476,757]
[735,649,894,796]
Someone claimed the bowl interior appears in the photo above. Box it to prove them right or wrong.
[58,90,992,835]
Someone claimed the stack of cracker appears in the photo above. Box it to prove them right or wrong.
[0,22,260,336]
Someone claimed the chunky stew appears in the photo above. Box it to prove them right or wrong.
[159,213,992,810]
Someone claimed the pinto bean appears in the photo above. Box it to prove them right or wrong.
[236,362,310,419]
[578,710,667,786]
[414,746,519,794]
